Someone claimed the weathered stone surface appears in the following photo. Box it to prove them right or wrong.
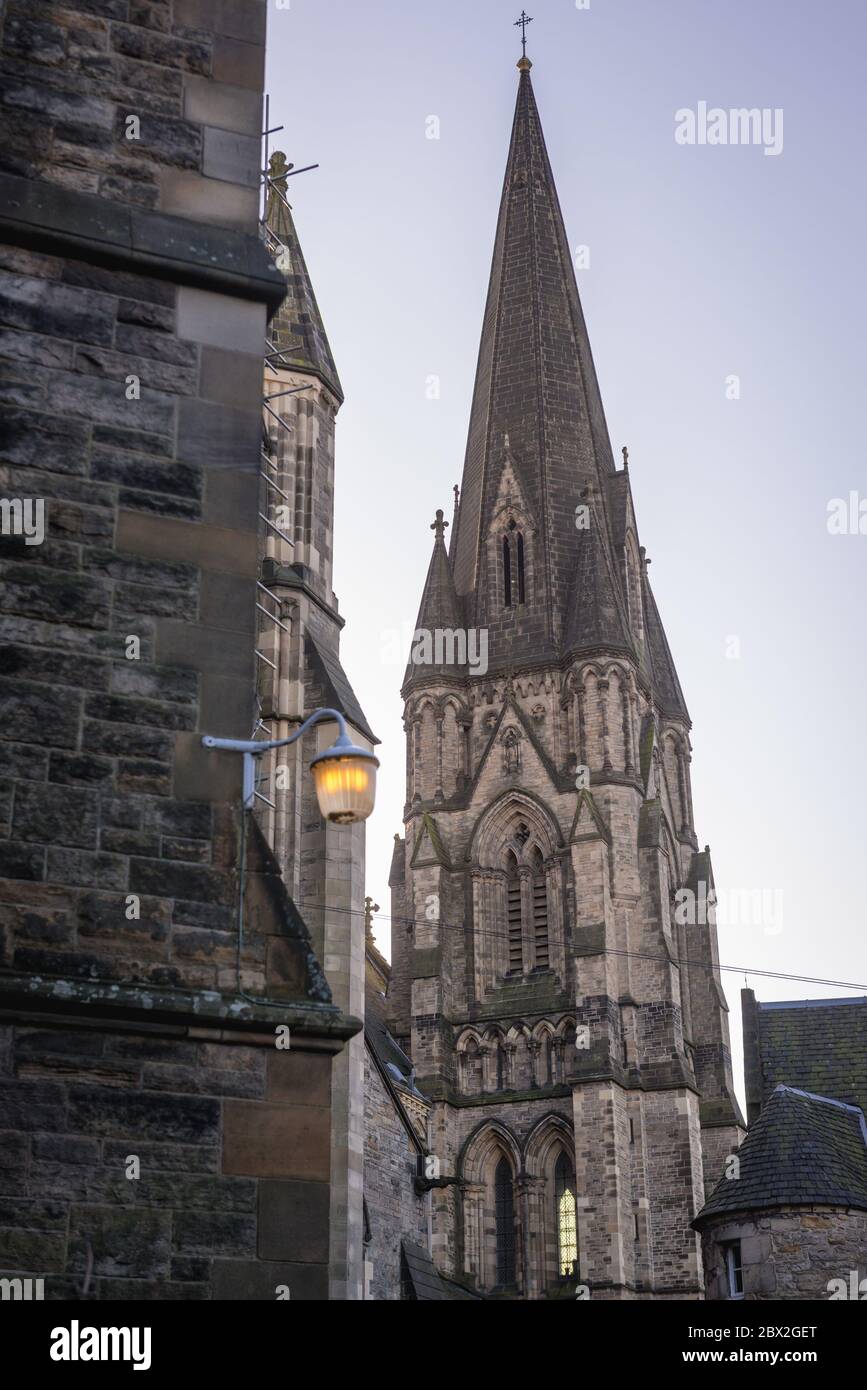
[0,270,115,343]
[68,1085,220,1143]
[68,1205,172,1278]
[0,0,351,1304]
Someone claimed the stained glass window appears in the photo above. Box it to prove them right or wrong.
[555,1151,578,1278]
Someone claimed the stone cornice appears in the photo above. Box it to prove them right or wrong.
[0,971,360,1049]
[0,173,286,312]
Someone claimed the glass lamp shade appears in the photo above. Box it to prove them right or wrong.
[310,742,378,824]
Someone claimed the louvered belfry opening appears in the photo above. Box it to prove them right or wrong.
[506,850,523,974]
[495,1156,517,1286]
[531,846,549,969]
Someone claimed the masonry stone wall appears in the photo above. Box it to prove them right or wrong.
[700,1207,867,1301]
[362,1044,427,1301]
[1,0,264,232]
[0,0,360,1302]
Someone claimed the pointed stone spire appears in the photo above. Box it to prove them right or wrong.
[563,489,632,657]
[402,510,465,692]
[266,152,343,402]
[643,574,690,720]
[451,62,618,637]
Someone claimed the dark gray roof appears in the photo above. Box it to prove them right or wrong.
[643,574,690,721]
[366,1009,414,1088]
[563,499,633,657]
[693,1085,867,1227]
[402,517,466,693]
[304,632,377,745]
[265,153,342,402]
[450,63,618,625]
[401,1242,483,1301]
[744,993,867,1121]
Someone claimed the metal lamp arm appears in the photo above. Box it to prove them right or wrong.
[202,708,348,808]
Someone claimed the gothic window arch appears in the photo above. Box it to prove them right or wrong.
[471,795,565,997]
[461,1126,523,1293]
[524,1116,578,1292]
[501,521,527,610]
[517,531,526,602]
[494,1156,517,1287]
[555,1150,578,1279]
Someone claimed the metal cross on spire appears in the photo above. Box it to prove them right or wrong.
[514,10,533,57]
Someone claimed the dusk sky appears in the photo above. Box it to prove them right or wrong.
[265,0,867,1106]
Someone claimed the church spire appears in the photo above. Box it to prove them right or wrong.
[450,60,619,649]
[266,152,343,402]
[402,510,466,693]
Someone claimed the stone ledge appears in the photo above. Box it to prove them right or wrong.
[0,971,361,1048]
[0,173,285,313]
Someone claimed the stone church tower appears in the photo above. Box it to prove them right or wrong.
[386,57,744,1299]
[258,159,377,1300]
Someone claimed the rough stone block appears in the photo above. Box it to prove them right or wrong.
[257,1179,329,1263]
[223,1100,330,1180]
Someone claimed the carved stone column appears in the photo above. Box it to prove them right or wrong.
[577,679,587,768]
[435,711,444,800]
[621,680,636,776]
[519,1174,548,1298]
[462,1183,487,1286]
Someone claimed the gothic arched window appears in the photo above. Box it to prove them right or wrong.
[530,845,549,970]
[502,525,527,609]
[517,532,525,603]
[495,1157,516,1286]
[555,1151,578,1279]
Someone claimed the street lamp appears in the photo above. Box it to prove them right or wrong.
[202,708,378,824]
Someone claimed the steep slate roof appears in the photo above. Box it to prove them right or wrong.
[562,500,632,656]
[643,575,689,720]
[402,511,466,692]
[304,633,377,745]
[265,151,343,402]
[401,1242,483,1301]
[744,993,867,1121]
[693,1085,867,1226]
[450,58,619,640]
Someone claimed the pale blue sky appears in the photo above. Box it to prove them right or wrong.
[266,0,867,1103]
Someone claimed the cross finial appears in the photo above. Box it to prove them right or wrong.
[431,508,449,541]
[514,10,533,58]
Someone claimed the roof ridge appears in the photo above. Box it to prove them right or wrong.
[775,1084,867,1144]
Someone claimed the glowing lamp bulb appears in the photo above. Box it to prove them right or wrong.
[310,735,378,824]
